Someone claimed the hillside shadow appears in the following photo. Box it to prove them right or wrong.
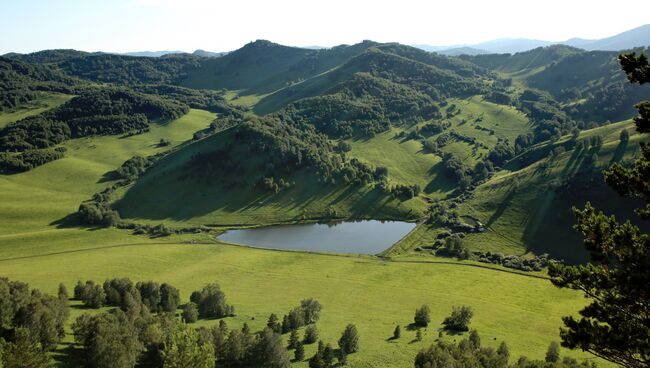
[485,186,517,228]
[424,165,456,195]
[52,342,85,368]
[521,170,649,264]
[609,139,628,164]
[49,213,83,229]
[113,167,403,223]
[561,145,584,177]
[97,170,119,183]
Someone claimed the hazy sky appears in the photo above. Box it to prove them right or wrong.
[1,0,649,54]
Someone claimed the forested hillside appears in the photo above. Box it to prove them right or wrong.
[464,45,650,124]
[1,34,649,368]
[2,40,648,263]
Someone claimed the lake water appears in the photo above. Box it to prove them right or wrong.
[217,220,416,254]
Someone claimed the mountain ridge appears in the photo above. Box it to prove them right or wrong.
[417,24,650,55]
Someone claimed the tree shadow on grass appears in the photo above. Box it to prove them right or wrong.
[97,170,119,183]
[609,139,629,165]
[52,341,86,368]
[49,213,105,232]
[485,186,517,228]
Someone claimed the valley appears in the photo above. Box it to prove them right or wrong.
[0,32,648,367]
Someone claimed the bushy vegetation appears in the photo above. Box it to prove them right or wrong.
[116,155,156,180]
[414,304,431,327]
[132,84,249,115]
[476,252,551,272]
[0,146,66,173]
[0,88,188,170]
[414,330,595,368]
[189,283,234,319]
[278,298,322,333]
[0,56,81,111]
[0,277,68,366]
[56,53,201,85]
[442,306,474,332]
[73,277,181,312]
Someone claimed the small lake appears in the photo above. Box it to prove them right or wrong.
[217,220,416,255]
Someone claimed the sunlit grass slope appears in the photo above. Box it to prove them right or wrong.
[114,127,428,227]
[347,128,454,198]
[395,120,647,263]
[0,240,598,368]
[0,92,72,128]
[0,108,216,236]
[0,91,606,367]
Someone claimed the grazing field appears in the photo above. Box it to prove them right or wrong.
[0,108,216,236]
[347,128,454,199]
[113,125,428,227]
[0,237,599,367]
[393,120,649,263]
[0,97,605,367]
[0,92,72,127]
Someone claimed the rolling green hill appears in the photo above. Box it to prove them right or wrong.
[0,91,72,128]
[0,39,645,367]
[394,120,649,263]
[113,116,427,226]
[3,41,645,263]
[464,45,650,124]
[0,94,604,366]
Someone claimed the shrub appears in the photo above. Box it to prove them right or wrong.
[304,325,318,344]
[189,283,234,319]
[442,306,473,331]
[338,324,359,354]
[182,303,199,323]
[414,305,431,327]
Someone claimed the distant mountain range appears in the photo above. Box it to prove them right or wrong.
[416,24,650,55]
[120,49,228,58]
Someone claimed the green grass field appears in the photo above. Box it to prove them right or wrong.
[347,128,454,199]
[0,238,599,367]
[0,92,72,128]
[392,120,648,263]
[0,96,616,367]
[0,108,216,236]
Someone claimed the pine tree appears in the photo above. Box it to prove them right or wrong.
[281,314,290,334]
[267,313,281,333]
[57,283,68,301]
[288,329,299,349]
[545,342,560,363]
[548,51,650,368]
[414,304,431,327]
[497,341,509,360]
[338,349,348,365]
[294,341,305,361]
[323,344,335,366]
[469,330,480,349]
[338,324,359,354]
[304,324,318,344]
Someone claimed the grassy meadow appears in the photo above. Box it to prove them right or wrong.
[0,92,72,128]
[391,120,648,263]
[0,238,599,367]
[0,95,616,367]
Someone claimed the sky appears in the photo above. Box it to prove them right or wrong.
[1,0,649,54]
